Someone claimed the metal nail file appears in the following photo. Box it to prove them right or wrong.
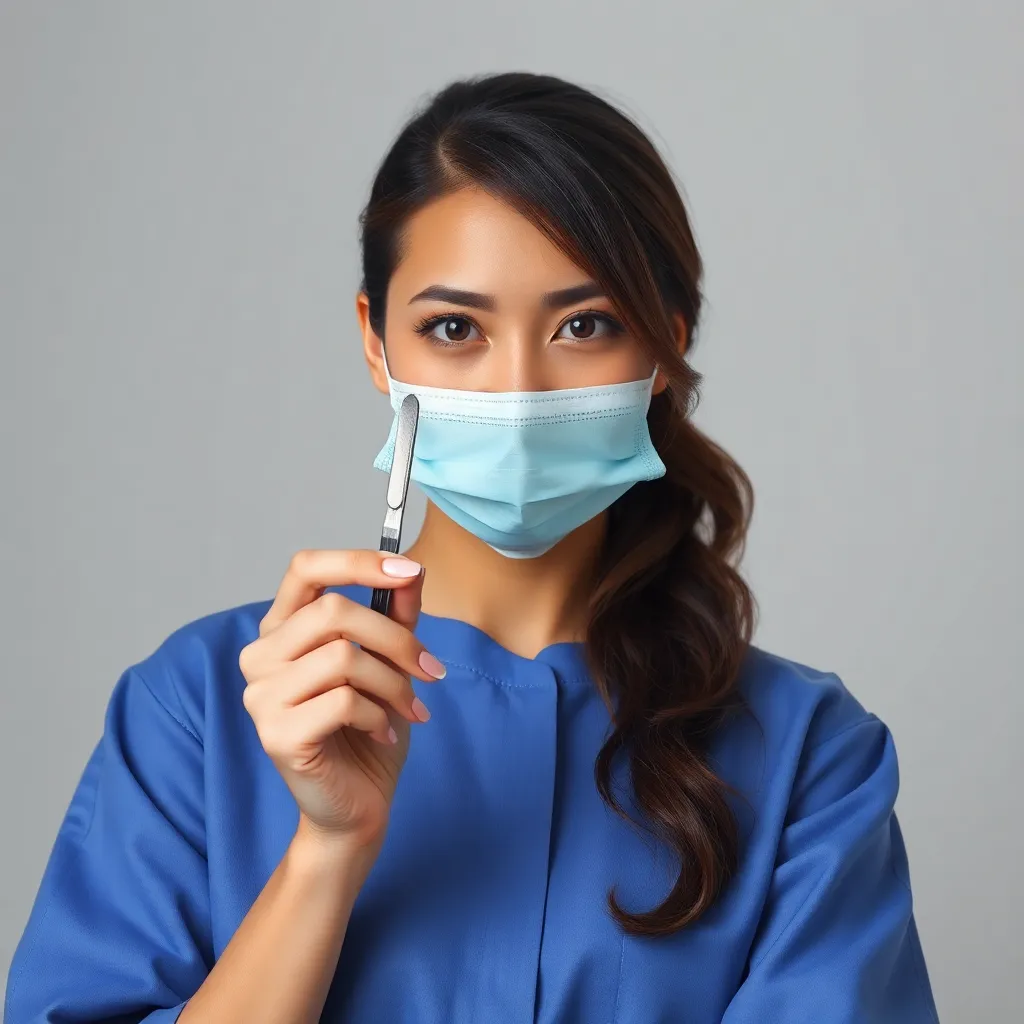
[370,393,420,617]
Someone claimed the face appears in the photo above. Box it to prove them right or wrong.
[358,185,676,395]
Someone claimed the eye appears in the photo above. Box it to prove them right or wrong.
[556,311,626,342]
[412,313,483,347]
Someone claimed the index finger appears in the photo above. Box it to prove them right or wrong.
[260,548,422,636]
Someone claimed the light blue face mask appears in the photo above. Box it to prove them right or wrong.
[372,350,667,559]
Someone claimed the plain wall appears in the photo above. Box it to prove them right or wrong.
[2,2,1021,1019]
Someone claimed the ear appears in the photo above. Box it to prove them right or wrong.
[651,312,690,396]
[356,292,389,396]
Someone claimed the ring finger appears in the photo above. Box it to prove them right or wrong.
[263,638,428,725]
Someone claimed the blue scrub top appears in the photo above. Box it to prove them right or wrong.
[5,584,939,1023]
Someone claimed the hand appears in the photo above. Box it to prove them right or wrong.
[238,549,445,852]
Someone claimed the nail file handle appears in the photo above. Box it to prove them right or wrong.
[370,394,419,617]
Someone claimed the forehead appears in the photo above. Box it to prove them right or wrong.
[389,186,588,298]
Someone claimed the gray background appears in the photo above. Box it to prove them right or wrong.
[1,3,1020,1020]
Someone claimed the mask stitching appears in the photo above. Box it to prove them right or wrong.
[634,415,663,476]
[408,409,639,427]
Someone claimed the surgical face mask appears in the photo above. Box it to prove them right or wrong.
[372,349,667,559]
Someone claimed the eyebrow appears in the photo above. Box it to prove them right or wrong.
[407,281,607,311]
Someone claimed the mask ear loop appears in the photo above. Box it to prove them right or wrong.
[606,365,660,536]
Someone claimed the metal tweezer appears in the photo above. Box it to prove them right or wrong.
[370,394,420,617]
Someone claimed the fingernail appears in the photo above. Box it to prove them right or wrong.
[388,726,399,744]
[382,557,422,578]
[411,697,431,723]
[418,651,447,679]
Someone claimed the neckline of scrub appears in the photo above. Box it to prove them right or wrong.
[325,584,593,687]
[415,608,592,687]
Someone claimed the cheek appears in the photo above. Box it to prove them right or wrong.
[550,342,654,388]
[380,332,471,388]
[620,344,657,380]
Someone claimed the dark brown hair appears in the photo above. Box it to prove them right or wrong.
[358,72,756,937]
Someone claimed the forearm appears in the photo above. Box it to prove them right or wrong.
[178,822,381,1024]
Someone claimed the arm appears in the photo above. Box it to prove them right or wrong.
[723,717,940,1023]
[177,823,378,1024]
[5,666,209,1022]
[4,664,375,1023]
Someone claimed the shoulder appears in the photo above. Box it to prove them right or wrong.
[719,646,900,816]
[119,585,375,741]
[124,596,274,742]
[738,645,883,751]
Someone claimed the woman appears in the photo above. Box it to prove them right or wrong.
[5,72,939,1022]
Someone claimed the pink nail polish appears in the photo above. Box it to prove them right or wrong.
[411,697,431,723]
[388,726,398,744]
[382,557,422,578]
[418,651,447,679]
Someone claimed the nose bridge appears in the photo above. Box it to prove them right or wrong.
[492,323,546,392]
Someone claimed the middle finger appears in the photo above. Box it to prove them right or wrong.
[268,638,430,725]
[251,591,446,683]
